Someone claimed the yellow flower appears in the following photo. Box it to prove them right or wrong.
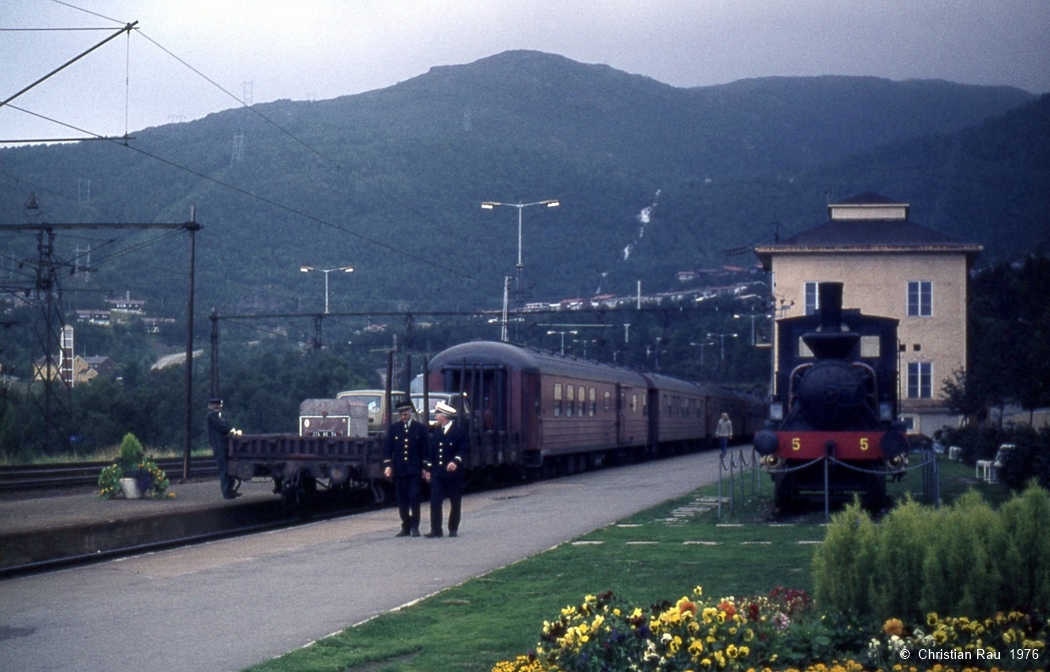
[693,585,703,598]
[926,612,939,626]
[884,619,904,637]
[726,644,739,658]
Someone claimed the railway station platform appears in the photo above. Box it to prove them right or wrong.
[0,476,277,573]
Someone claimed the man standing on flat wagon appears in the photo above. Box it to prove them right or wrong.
[383,400,429,537]
[207,397,240,499]
[424,401,470,538]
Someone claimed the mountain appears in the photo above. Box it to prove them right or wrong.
[0,50,1041,320]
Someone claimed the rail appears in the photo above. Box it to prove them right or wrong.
[0,457,219,493]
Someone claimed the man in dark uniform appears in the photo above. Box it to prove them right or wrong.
[383,400,429,537]
[424,401,470,538]
[207,397,240,499]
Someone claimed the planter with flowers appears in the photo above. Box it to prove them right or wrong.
[97,433,172,500]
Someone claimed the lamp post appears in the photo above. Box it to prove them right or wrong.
[547,329,576,355]
[689,341,715,365]
[300,265,353,314]
[706,332,738,360]
[482,199,559,340]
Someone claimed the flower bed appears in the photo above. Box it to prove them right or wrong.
[492,588,1046,672]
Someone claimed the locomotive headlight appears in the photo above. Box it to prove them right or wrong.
[769,403,784,422]
[879,403,893,422]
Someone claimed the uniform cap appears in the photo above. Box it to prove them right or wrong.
[396,400,416,411]
[208,397,223,405]
[435,401,457,416]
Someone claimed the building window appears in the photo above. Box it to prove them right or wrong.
[804,282,820,315]
[907,281,932,317]
[907,362,932,399]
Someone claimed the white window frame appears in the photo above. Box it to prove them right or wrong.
[804,281,820,316]
[907,361,932,399]
[907,281,933,317]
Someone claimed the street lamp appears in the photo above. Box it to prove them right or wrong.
[689,341,716,365]
[300,265,353,314]
[547,329,576,355]
[482,199,559,340]
[706,332,738,360]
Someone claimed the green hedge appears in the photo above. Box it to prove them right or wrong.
[814,483,1050,621]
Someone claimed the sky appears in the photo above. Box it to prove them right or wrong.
[2,0,1049,144]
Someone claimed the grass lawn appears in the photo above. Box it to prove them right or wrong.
[243,452,1013,672]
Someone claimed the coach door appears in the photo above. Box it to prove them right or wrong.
[616,384,629,445]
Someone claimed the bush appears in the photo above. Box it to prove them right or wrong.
[814,484,1050,621]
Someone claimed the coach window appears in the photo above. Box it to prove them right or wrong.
[535,384,542,417]
[603,390,611,412]
[553,383,562,417]
[631,393,638,413]
[566,384,575,417]
[589,387,596,416]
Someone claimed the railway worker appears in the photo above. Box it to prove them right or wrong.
[716,412,733,457]
[423,401,470,538]
[383,400,429,537]
[207,397,240,499]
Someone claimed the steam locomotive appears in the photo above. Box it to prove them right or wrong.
[752,282,908,508]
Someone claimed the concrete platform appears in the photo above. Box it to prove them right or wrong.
[0,477,281,572]
[0,451,725,672]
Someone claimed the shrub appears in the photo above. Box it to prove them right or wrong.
[815,483,1050,621]
[813,500,877,615]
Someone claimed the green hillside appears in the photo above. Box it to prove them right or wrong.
[0,50,1041,318]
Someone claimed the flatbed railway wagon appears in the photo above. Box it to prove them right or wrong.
[227,398,386,507]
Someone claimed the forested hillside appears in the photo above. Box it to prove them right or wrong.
[0,50,1042,317]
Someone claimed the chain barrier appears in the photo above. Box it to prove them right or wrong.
[755,448,941,520]
[717,447,763,520]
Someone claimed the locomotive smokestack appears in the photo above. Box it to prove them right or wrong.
[803,282,857,359]
[819,282,843,331]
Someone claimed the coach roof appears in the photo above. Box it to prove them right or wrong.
[430,341,649,387]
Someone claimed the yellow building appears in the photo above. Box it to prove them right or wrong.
[754,192,982,436]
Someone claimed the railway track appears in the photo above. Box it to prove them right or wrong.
[0,457,219,493]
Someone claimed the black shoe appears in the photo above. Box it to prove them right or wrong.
[411,529,420,537]
[448,530,458,537]
[395,529,411,537]
[223,491,241,499]
[424,531,443,538]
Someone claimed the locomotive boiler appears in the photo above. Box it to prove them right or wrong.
[753,282,908,508]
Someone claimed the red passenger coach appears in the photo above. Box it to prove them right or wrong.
[427,341,652,474]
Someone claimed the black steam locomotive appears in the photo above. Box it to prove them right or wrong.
[753,282,908,508]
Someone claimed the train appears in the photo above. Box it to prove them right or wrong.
[226,340,765,507]
[752,282,909,508]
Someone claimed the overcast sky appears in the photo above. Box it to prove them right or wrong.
[2,0,1049,144]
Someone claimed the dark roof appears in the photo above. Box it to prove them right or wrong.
[829,191,901,206]
[781,219,966,247]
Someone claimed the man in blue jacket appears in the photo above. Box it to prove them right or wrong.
[424,402,470,538]
[383,400,429,537]
[207,397,240,499]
